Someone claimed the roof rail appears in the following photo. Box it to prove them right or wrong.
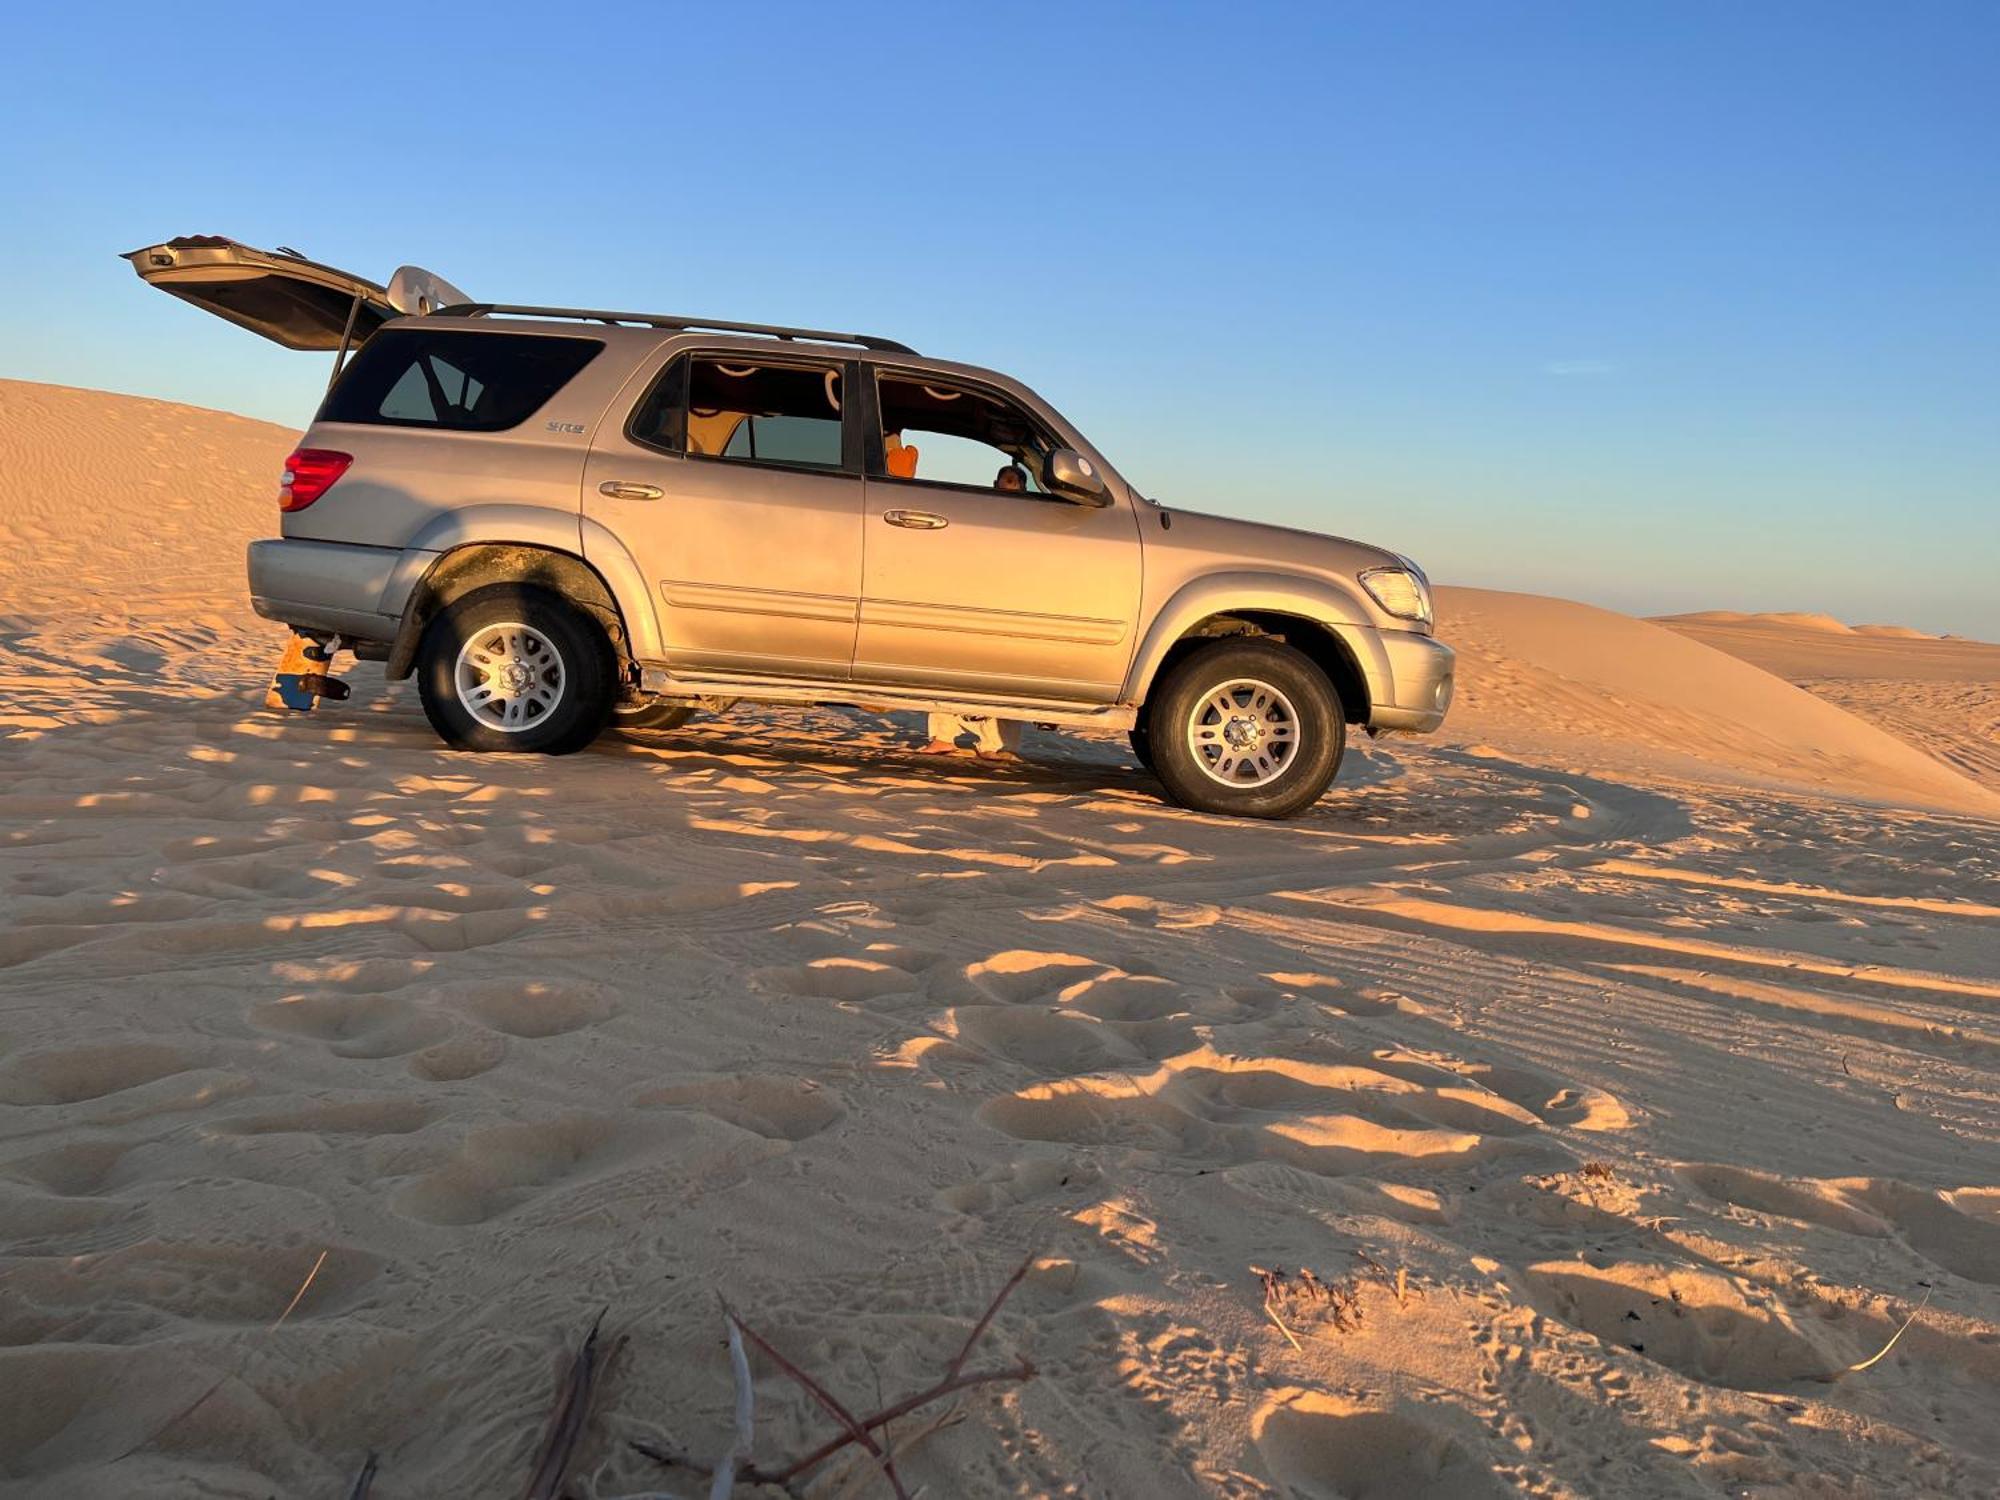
[430,302,916,355]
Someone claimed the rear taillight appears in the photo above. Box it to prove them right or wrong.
[279,449,352,512]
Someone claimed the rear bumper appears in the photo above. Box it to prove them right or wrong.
[1365,630,1455,733]
[246,538,405,642]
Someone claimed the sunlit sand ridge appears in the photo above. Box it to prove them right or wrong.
[2,379,1996,1496]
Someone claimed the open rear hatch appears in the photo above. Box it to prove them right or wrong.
[123,236,467,350]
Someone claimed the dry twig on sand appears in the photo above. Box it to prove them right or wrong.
[523,1309,626,1500]
[636,1251,1038,1496]
[1254,1263,1366,1341]
[109,1247,330,1466]
[1834,1286,1933,1378]
[345,1451,379,1499]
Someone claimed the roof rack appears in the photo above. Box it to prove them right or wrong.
[431,302,916,355]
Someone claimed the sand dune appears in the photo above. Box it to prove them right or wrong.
[1659,609,2000,792]
[3,380,1997,1497]
[1446,588,1995,815]
[1665,608,1860,635]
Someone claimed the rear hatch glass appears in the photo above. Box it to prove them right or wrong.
[319,329,603,432]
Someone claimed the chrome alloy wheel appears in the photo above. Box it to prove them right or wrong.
[1185,678,1301,787]
[453,622,566,733]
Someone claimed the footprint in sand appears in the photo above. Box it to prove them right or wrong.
[937,1155,1100,1214]
[390,1111,775,1228]
[1367,1051,1630,1133]
[0,1043,200,1106]
[1,1139,139,1196]
[0,1188,145,1261]
[408,1029,508,1082]
[248,991,449,1059]
[1252,1390,1511,1500]
[389,1113,661,1226]
[959,950,1106,1004]
[1678,1164,2000,1285]
[1523,1260,1844,1388]
[978,1046,1536,1178]
[753,955,922,1004]
[433,977,622,1039]
[634,1074,843,1141]
[1264,970,1410,1018]
[942,1005,1141,1077]
[215,1097,436,1137]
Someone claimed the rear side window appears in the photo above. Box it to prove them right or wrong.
[320,329,602,431]
[631,355,851,471]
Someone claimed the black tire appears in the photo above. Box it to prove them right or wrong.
[1143,638,1344,819]
[1128,724,1156,771]
[612,701,698,734]
[416,584,615,755]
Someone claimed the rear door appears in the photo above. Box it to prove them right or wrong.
[124,236,467,350]
[582,347,867,680]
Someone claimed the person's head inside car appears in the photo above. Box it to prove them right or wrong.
[995,464,1027,494]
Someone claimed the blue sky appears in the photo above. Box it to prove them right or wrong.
[3,3,1995,636]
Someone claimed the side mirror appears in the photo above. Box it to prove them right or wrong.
[1046,448,1110,506]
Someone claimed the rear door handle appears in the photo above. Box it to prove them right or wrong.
[600,480,664,501]
[883,508,949,530]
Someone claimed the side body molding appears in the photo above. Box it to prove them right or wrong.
[1120,569,1386,703]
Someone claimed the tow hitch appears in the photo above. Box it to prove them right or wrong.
[265,633,350,712]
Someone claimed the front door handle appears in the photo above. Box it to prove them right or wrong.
[600,480,664,501]
[883,508,949,531]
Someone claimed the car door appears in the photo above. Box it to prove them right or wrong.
[853,368,1142,703]
[582,348,865,680]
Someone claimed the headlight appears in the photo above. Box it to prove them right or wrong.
[1359,563,1433,629]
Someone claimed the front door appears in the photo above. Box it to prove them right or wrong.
[853,369,1142,702]
[583,350,865,679]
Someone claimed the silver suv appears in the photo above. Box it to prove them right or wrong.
[129,236,1454,819]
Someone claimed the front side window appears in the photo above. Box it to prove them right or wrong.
[874,374,1058,497]
[320,329,602,431]
[659,356,849,471]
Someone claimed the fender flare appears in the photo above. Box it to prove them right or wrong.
[1121,570,1387,706]
[376,505,661,678]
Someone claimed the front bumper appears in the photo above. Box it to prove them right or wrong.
[1365,630,1455,733]
[246,538,405,642]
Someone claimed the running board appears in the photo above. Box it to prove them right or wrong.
[635,667,1137,732]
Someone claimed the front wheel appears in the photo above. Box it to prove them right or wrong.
[1143,638,1344,819]
[416,585,615,754]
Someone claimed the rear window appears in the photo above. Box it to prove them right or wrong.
[319,329,602,431]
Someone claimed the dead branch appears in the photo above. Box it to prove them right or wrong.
[725,1305,912,1500]
[711,1306,756,1500]
[945,1251,1034,1381]
[645,1253,1038,1495]
[523,1309,625,1500]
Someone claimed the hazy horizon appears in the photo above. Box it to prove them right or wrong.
[3,3,1994,636]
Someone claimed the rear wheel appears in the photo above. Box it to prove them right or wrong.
[416,585,614,754]
[1144,638,1343,819]
[612,701,698,734]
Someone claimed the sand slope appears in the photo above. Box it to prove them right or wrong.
[0,380,295,617]
[1659,611,2000,792]
[1440,588,1996,816]
[3,381,1997,1498]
